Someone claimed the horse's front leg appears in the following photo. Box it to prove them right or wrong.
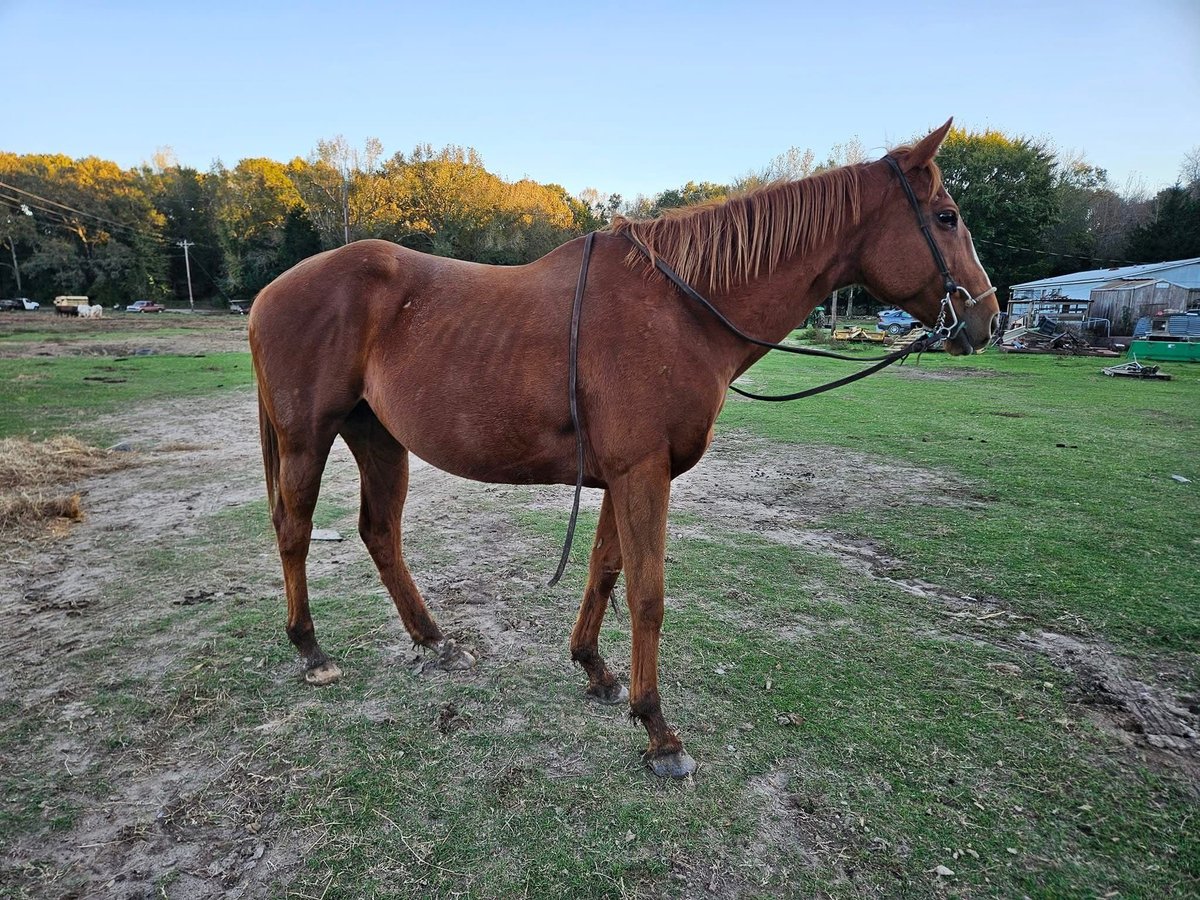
[610,456,696,778]
[569,491,627,704]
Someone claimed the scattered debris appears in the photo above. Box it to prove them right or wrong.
[175,589,218,606]
[1170,475,1191,484]
[1000,317,1119,357]
[775,712,805,727]
[831,326,887,343]
[1101,359,1172,380]
[310,528,343,541]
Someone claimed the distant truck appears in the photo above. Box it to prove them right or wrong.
[54,295,90,316]
[0,297,40,311]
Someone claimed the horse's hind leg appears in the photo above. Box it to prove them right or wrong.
[569,491,627,704]
[271,434,343,686]
[340,404,474,670]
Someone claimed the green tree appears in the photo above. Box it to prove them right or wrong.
[1,202,38,296]
[0,153,167,304]
[1044,155,1111,274]
[213,158,306,295]
[1125,185,1200,263]
[624,181,729,219]
[278,205,322,269]
[149,163,224,301]
[935,128,1059,297]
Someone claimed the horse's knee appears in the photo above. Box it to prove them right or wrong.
[627,596,664,630]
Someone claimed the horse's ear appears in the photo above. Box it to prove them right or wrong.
[900,118,953,171]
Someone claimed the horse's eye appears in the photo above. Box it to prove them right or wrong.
[937,210,958,228]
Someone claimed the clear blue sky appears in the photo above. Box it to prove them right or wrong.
[4,0,1198,200]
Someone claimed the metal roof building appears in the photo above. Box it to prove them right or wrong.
[1010,257,1200,302]
[1009,258,1200,329]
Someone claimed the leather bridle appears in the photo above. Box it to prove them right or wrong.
[882,154,997,341]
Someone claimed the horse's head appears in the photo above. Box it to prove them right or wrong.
[858,119,1000,355]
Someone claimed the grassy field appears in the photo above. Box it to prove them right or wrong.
[1,320,1197,898]
[0,352,253,440]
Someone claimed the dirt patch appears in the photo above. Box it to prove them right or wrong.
[889,364,1015,380]
[0,314,248,359]
[1018,630,1200,778]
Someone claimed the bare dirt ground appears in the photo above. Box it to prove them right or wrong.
[2,321,1196,896]
[0,313,250,359]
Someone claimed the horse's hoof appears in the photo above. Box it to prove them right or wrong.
[585,682,628,705]
[305,660,342,686]
[436,640,475,671]
[645,748,697,779]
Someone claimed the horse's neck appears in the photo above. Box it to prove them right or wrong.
[720,228,862,348]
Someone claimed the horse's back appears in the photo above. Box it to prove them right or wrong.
[249,239,586,480]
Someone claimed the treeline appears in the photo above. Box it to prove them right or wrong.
[1,131,1197,307]
[0,139,606,306]
[617,130,1200,301]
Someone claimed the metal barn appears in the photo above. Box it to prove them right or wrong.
[1010,257,1200,332]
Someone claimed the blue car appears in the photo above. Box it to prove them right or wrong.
[876,308,920,335]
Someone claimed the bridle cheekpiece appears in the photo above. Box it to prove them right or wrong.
[882,154,996,341]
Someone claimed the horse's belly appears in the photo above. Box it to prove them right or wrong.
[369,391,579,487]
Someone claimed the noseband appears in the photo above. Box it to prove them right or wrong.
[883,155,996,341]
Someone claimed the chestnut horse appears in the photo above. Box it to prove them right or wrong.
[249,120,999,777]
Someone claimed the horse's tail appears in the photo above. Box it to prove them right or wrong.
[257,388,281,521]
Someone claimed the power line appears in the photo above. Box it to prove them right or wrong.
[0,194,125,240]
[0,190,163,245]
[975,237,1144,268]
[185,250,234,304]
[0,190,214,254]
[0,179,169,244]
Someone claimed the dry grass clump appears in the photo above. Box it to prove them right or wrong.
[0,436,136,534]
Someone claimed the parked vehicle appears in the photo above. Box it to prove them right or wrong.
[126,300,165,313]
[0,297,39,311]
[876,308,920,335]
[54,295,90,316]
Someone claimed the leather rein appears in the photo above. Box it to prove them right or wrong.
[547,157,992,585]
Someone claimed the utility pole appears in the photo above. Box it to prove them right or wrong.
[342,172,351,245]
[177,239,195,311]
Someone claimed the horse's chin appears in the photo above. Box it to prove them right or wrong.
[945,332,976,356]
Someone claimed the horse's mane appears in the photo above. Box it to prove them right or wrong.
[609,149,943,294]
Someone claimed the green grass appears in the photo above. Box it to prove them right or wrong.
[1,341,1197,898]
[722,348,1200,660]
[0,326,203,344]
[0,351,254,439]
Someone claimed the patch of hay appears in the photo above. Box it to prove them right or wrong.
[0,492,83,528]
[0,436,136,536]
